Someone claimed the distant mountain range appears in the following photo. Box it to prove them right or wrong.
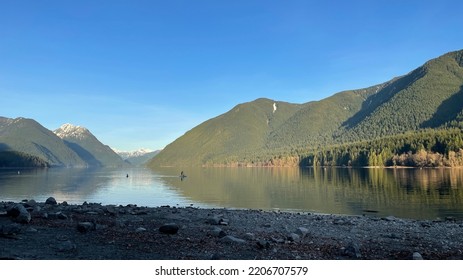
[114,148,160,166]
[149,49,463,167]
[0,119,137,168]
[3,49,463,168]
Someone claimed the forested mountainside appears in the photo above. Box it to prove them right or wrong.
[54,124,127,167]
[0,118,126,167]
[149,49,463,167]
[0,117,86,167]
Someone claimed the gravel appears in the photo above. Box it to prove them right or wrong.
[1,199,462,260]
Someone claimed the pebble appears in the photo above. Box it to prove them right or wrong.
[382,216,396,222]
[159,223,179,234]
[135,227,147,233]
[271,237,285,244]
[295,227,309,238]
[245,232,255,240]
[343,242,362,259]
[220,235,246,244]
[287,233,301,242]
[77,222,95,233]
[56,212,68,220]
[207,216,222,225]
[413,252,424,260]
[210,227,227,238]
[257,240,271,249]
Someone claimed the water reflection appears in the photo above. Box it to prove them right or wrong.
[157,167,463,220]
[1,167,463,220]
[0,168,197,207]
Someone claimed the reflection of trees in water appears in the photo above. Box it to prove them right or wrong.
[159,167,463,219]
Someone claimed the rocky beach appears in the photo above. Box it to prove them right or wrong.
[1,198,462,260]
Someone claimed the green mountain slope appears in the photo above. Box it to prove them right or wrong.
[0,117,86,167]
[267,82,393,150]
[151,98,301,166]
[54,124,127,167]
[340,50,463,141]
[149,49,463,167]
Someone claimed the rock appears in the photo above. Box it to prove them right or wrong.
[105,206,117,216]
[135,227,147,233]
[45,197,57,205]
[382,216,396,222]
[220,235,246,244]
[271,237,285,244]
[7,203,31,224]
[295,227,309,238]
[77,222,95,233]
[206,216,222,225]
[257,240,271,249]
[343,242,362,259]
[287,233,300,242]
[245,233,255,240]
[159,223,179,234]
[56,211,68,220]
[219,218,229,226]
[413,252,424,260]
[24,199,37,208]
[420,222,432,228]
[210,227,227,238]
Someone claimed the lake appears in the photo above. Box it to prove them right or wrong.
[1,167,463,220]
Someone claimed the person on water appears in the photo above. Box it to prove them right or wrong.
[180,171,184,177]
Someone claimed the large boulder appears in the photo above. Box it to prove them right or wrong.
[6,204,31,224]
[45,197,58,205]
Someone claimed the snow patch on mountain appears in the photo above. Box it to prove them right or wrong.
[54,123,90,140]
[113,148,156,160]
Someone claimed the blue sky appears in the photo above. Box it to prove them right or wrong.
[1,0,462,151]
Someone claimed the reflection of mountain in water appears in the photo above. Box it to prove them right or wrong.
[155,167,463,220]
[0,168,114,203]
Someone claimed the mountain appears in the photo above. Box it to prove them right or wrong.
[0,118,127,167]
[114,148,160,166]
[0,117,86,167]
[149,49,463,167]
[54,124,127,167]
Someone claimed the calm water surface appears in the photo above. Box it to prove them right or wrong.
[1,167,463,220]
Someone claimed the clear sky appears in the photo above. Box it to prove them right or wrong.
[1,0,462,151]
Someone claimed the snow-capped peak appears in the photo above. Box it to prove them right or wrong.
[113,148,155,159]
[54,123,90,139]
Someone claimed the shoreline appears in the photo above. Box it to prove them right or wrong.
[2,198,463,260]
